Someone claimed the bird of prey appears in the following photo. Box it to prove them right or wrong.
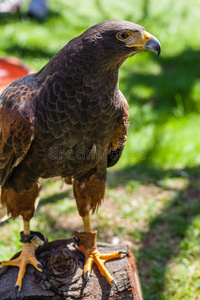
[0,20,161,294]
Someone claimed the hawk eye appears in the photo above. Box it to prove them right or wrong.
[116,31,130,41]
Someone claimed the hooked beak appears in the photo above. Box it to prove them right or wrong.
[126,31,161,56]
[144,33,161,56]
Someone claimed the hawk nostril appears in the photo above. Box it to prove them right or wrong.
[144,32,151,41]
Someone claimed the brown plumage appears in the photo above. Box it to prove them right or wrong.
[0,20,161,292]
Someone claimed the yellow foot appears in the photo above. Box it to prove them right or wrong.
[79,246,127,290]
[0,242,44,295]
[73,231,128,290]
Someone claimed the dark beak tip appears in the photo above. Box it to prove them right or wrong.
[156,40,161,57]
[157,45,161,57]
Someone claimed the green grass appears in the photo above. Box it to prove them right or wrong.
[1,0,200,299]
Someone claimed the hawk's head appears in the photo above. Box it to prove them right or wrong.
[80,20,161,63]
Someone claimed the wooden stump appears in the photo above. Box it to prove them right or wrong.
[0,238,143,300]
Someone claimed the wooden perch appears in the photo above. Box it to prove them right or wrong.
[0,238,143,300]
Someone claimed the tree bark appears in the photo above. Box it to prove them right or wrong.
[0,238,143,300]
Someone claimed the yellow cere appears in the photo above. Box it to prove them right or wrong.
[126,31,152,48]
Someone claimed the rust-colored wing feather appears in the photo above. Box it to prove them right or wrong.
[0,105,34,186]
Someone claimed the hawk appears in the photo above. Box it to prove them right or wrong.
[0,20,161,294]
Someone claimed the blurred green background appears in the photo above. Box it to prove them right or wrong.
[0,0,200,299]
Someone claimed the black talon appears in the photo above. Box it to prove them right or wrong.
[15,285,20,298]
[119,250,128,257]
[83,270,90,289]
[73,236,80,244]
[37,263,48,275]
[111,279,119,292]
